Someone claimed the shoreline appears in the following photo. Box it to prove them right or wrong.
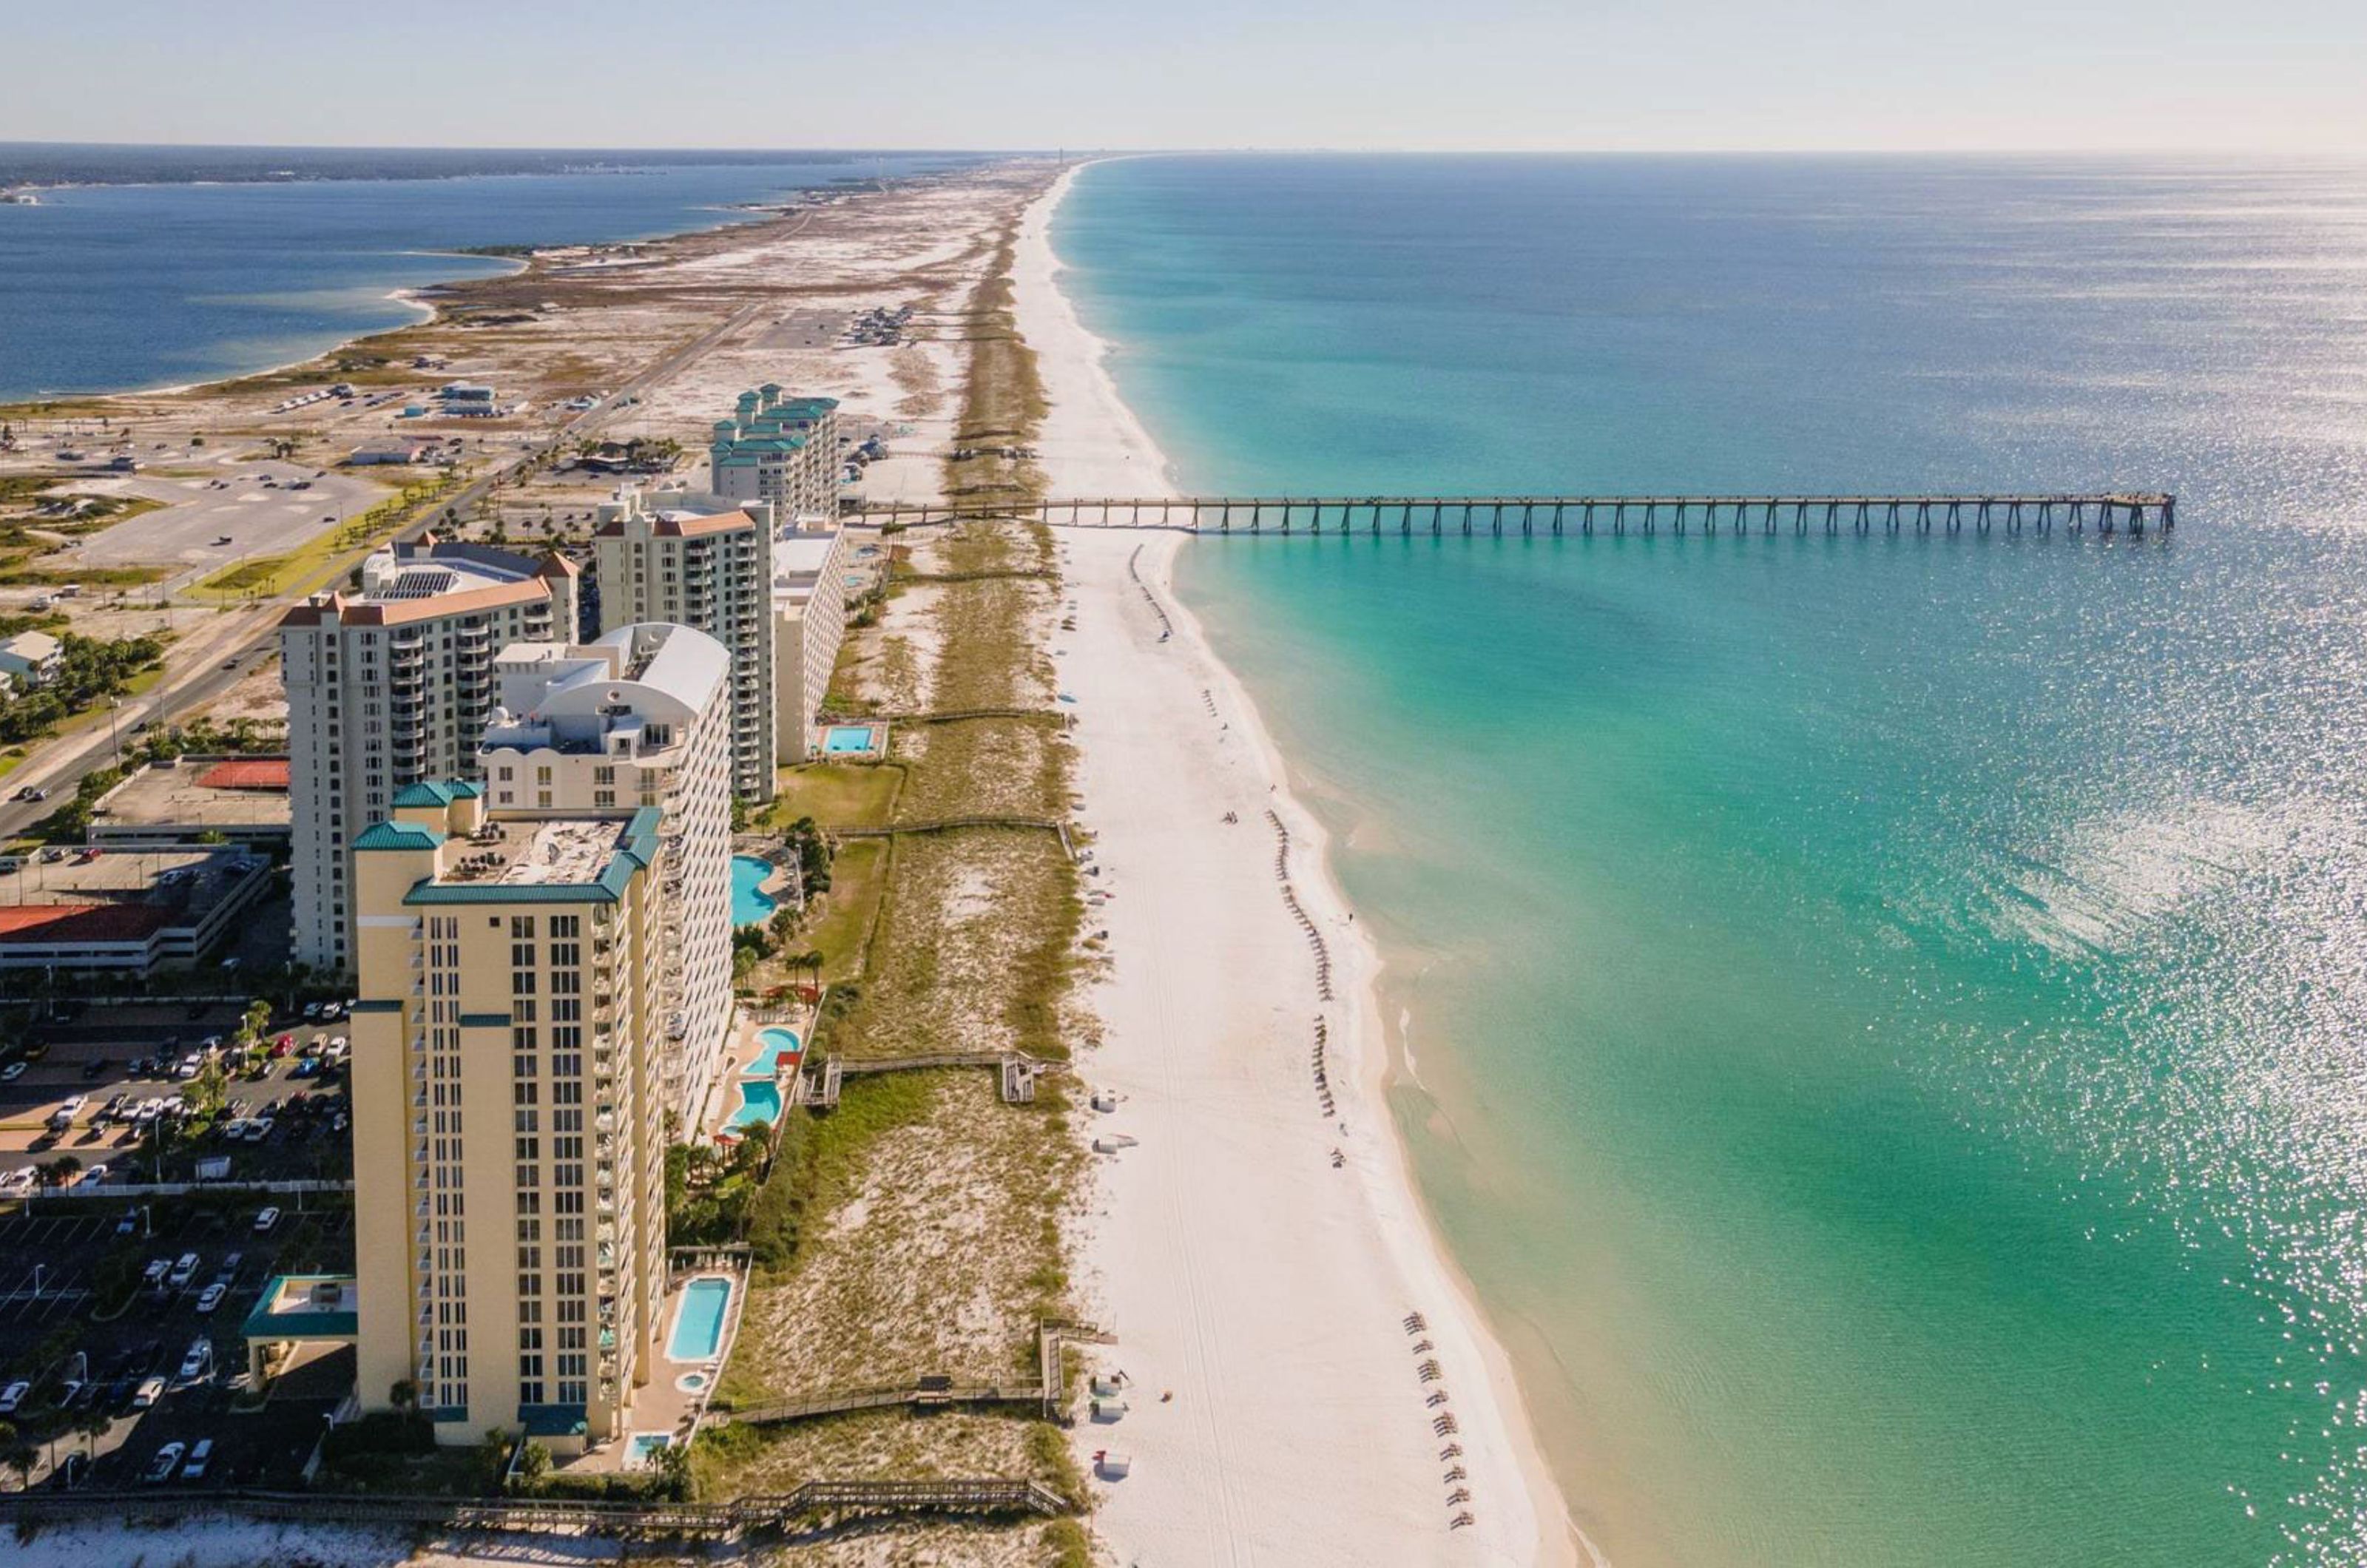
[1016,163,1581,1563]
[0,182,830,409]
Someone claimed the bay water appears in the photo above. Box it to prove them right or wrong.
[1054,155,2367,1566]
[0,154,965,400]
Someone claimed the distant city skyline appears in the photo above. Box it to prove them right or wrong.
[5,0,2362,155]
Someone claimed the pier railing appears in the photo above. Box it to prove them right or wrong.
[856,492,2175,537]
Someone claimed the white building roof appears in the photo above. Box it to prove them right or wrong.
[482,624,730,757]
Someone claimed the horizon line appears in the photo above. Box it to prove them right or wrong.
[4,138,2365,162]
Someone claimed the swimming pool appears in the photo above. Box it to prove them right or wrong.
[666,1277,732,1362]
[744,1026,802,1078]
[726,1078,782,1132]
[731,855,776,927]
[626,1433,674,1469]
[823,724,879,755]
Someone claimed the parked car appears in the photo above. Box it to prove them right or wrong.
[132,1375,166,1408]
[144,1442,186,1483]
[81,1056,111,1079]
[167,1252,199,1288]
[0,1061,23,1082]
[182,1438,214,1481]
[177,1338,210,1381]
[0,1379,27,1413]
[196,1283,226,1314]
[253,1206,281,1233]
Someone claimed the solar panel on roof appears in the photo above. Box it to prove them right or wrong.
[385,570,459,598]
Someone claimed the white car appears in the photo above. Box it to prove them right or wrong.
[0,1379,27,1414]
[177,1338,210,1381]
[175,1054,202,1080]
[0,1061,24,1081]
[253,1206,281,1233]
[196,1283,226,1314]
[182,1438,214,1481]
[132,1376,166,1408]
[145,1442,186,1483]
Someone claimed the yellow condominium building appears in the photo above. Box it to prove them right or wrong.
[349,782,666,1450]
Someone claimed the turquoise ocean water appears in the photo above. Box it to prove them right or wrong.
[1054,155,2367,1566]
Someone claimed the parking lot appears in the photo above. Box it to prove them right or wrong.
[1,999,354,1186]
[61,456,387,572]
[0,1194,356,1488]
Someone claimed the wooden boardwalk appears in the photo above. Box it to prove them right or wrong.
[799,1049,1068,1109]
[858,491,2176,537]
[715,1318,1110,1425]
[3,1478,1069,1538]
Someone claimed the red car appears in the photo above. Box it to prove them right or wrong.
[270,1035,294,1058]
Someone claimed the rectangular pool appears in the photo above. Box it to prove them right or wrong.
[667,1276,732,1362]
[824,724,880,756]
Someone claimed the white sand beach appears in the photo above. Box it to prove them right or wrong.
[1016,166,1578,1566]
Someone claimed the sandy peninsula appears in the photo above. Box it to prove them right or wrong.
[1014,165,1579,1566]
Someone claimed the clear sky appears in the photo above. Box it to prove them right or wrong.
[5,0,2362,154]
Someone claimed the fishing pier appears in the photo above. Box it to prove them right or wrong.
[858,493,2175,537]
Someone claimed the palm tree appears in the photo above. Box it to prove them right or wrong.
[73,1402,110,1461]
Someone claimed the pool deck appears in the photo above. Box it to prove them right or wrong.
[695,1005,815,1146]
[552,1271,739,1473]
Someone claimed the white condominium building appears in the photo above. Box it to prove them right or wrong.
[479,624,736,1123]
[590,485,776,802]
[707,385,841,524]
[349,785,667,1449]
[280,536,581,974]
[772,528,850,762]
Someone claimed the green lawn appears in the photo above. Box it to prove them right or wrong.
[807,839,887,983]
[765,761,902,831]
